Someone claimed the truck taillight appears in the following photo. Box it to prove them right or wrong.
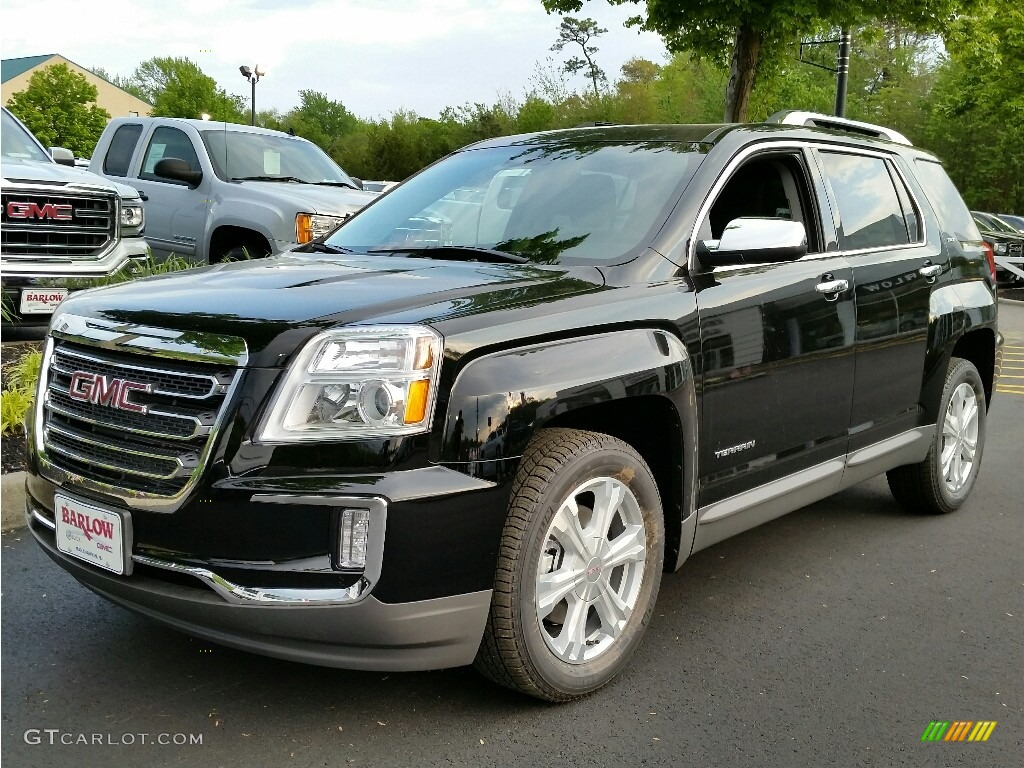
[981,241,997,283]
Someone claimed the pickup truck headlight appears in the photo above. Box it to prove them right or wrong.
[993,242,1009,255]
[257,325,442,442]
[296,213,345,244]
[120,200,145,236]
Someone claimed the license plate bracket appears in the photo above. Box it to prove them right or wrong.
[54,493,133,575]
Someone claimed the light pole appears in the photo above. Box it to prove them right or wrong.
[239,65,264,126]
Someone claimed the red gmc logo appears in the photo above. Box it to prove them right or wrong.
[6,201,73,220]
[68,371,150,413]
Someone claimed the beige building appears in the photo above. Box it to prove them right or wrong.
[2,53,151,118]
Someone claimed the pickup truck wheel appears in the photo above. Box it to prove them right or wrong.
[887,357,987,514]
[474,428,664,702]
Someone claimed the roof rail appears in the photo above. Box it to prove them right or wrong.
[767,110,912,146]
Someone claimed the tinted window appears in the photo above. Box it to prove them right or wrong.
[103,124,143,176]
[326,140,704,265]
[820,152,909,250]
[913,159,981,242]
[140,127,201,182]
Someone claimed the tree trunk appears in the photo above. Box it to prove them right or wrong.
[723,24,763,123]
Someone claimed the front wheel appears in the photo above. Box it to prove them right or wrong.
[887,357,987,514]
[474,428,664,702]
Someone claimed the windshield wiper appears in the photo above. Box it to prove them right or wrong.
[312,180,360,190]
[231,175,309,183]
[301,241,355,254]
[366,245,529,264]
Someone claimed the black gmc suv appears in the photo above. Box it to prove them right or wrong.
[25,112,1003,702]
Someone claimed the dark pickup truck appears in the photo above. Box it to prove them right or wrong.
[25,112,1002,701]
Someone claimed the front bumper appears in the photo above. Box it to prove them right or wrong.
[1,237,151,332]
[26,464,509,671]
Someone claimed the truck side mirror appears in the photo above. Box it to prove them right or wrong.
[50,147,75,167]
[696,218,807,267]
[154,157,203,188]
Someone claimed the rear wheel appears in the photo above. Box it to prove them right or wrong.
[887,357,987,514]
[474,428,664,701]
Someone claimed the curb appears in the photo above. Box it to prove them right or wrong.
[1,471,27,532]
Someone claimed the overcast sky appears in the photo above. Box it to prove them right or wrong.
[1,0,667,119]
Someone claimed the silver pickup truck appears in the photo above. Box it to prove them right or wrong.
[88,117,376,263]
[1,107,149,336]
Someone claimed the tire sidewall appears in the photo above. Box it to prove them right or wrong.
[513,446,664,698]
[933,360,987,509]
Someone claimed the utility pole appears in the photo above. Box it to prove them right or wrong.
[834,28,852,118]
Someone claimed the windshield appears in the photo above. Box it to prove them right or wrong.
[1,109,51,163]
[200,129,356,186]
[326,138,705,265]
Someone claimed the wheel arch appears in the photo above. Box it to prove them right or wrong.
[208,225,273,263]
[434,328,699,571]
[925,281,999,419]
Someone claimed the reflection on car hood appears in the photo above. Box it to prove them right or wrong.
[53,253,605,365]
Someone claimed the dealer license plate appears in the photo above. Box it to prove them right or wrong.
[20,288,68,314]
[54,493,131,575]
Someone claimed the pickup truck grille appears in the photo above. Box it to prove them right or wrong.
[42,342,238,496]
[1,189,116,261]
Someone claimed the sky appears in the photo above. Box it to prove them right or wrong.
[1,0,667,119]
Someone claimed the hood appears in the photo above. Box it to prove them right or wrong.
[53,253,605,366]
[1,155,141,200]
[236,180,377,216]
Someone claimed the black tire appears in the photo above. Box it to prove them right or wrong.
[887,357,987,514]
[474,428,664,702]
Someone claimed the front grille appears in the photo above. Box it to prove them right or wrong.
[42,341,238,496]
[1,189,116,261]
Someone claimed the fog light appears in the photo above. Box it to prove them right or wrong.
[338,508,369,569]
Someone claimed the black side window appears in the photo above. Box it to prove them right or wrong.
[103,124,143,176]
[139,127,201,183]
[702,153,819,253]
[819,152,910,250]
[913,159,982,243]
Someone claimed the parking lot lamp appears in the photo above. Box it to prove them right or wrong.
[239,65,265,126]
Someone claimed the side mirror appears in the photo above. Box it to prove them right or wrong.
[50,147,75,166]
[349,177,365,190]
[154,157,203,188]
[696,218,807,267]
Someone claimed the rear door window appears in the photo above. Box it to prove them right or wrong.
[103,123,143,176]
[819,152,913,250]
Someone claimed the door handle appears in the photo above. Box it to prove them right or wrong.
[815,278,849,298]
[135,190,149,201]
[919,263,942,279]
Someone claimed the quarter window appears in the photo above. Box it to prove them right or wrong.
[103,124,143,177]
[139,127,201,183]
[820,152,912,250]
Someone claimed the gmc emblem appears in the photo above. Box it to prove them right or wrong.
[68,372,151,413]
[6,201,73,220]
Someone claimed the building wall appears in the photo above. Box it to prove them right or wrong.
[2,55,151,117]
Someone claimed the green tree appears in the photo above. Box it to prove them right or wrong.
[551,16,608,101]
[132,57,245,121]
[924,0,1024,210]
[543,0,972,122]
[282,90,358,155]
[6,64,110,155]
[88,65,149,101]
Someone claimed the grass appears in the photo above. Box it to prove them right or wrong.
[1,349,41,436]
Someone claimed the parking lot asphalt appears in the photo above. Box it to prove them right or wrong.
[1,303,1022,768]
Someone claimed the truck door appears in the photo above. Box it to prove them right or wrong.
[691,147,856,512]
[131,126,210,262]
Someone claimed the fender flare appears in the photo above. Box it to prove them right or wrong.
[433,328,699,568]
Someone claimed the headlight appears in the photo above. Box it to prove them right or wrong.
[120,200,144,235]
[994,242,1008,255]
[296,213,345,244]
[257,325,442,442]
